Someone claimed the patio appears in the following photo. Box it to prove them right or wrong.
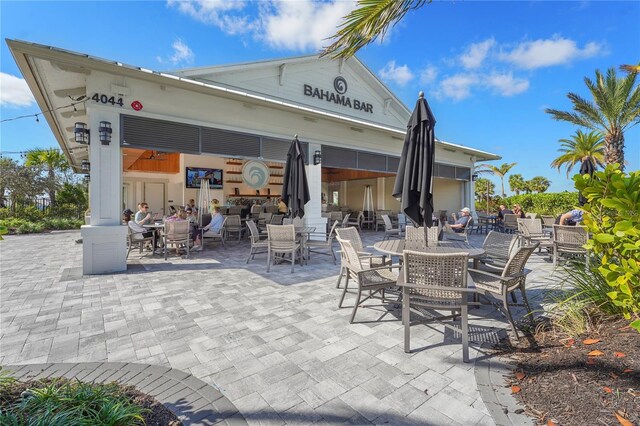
[0,229,560,425]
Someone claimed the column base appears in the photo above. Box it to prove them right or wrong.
[81,225,128,275]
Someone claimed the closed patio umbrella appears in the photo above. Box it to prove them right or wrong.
[393,91,436,227]
[282,135,310,218]
[578,156,596,206]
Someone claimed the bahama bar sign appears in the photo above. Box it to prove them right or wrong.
[303,76,373,114]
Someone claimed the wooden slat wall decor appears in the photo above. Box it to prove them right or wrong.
[123,148,180,173]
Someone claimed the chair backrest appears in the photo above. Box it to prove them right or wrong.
[517,218,543,236]
[541,215,555,226]
[382,214,393,230]
[503,214,518,227]
[247,220,261,242]
[405,226,425,243]
[502,244,539,278]
[330,211,343,221]
[525,213,537,219]
[229,206,242,215]
[165,220,190,240]
[267,224,296,249]
[226,215,241,227]
[251,204,263,214]
[282,218,293,225]
[341,213,351,228]
[265,205,279,214]
[128,221,146,241]
[336,237,363,271]
[483,231,518,260]
[376,211,390,223]
[335,227,364,253]
[292,217,304,227]
[553,225,588,249]
[402,251,469,305]
[270,214,284,225]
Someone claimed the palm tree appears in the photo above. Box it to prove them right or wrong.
[550,130,605,177]
[620,63,640,74]
[508,174,526,195]
[321,0,430,59]
[24,148,69,206]
[546,68,640,171]
[528,176,551,193]
[476,162,517,198]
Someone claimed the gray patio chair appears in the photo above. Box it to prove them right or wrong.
[340,213,351,228]
[335,227,390,288]
[270,214,284,225]
[228,206,242,215]
[480,231,519,271]
[225,215,243,241]
[258,212,272,231]
[382,214,401,240]
[540,215,555,233]
[306,220,339,264]
[517,218,552,251]
[246,220,268,264]
[202,216,227,248]
[330,211,343,223]
[282,218,293,225]
[347,211,363,231]
[375,210,391,231]
[162,220,191,260]
[443,217,473,244]
[469,243,539,339]
[336,237,401,323]
[266,224,303,273]
[525,213,537,219]
[502,214,518,234]
[405,226,439,247]
[553,225,589,268]
[399,250,477,362]
[265,205,279,214]
[126,221,154,259]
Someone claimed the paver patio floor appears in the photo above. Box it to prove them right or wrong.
[0,229,560,425]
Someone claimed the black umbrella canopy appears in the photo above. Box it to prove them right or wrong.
[578,156,596,206]
[282,136,311,218]
[392,92,436,227]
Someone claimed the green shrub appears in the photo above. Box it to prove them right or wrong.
[502,192,579,216]
[47,203,83,220]
[0,208,11,220]
[574,164,640,331]
[41,218,83,230]
[13,206,44,222]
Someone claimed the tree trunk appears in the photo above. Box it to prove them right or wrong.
[500,179,505,198]
[48,168,56,207]
[604,129,625,171]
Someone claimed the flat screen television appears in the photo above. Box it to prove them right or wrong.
[185,167,223,189]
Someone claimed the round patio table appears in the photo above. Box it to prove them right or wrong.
[143,222,165,254]
[373,239,485,267]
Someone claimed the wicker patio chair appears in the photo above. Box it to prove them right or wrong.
[330,211,343,223]
[553,225,589,268]
[469,243,539,339]
[246,220,268,264]
[265,205,279,214]
[266,224,303,273]
[250,204,263,218]
[480,231,519,271]
[202,216,227,248]
[336,237,401,323]
[228,206,242,215]
[375,210,391,231]
[517,218,552,251]
[399,250,477,362]
[525,213,537,219]
[258,212,272,231]
[306,220,339,264]
[225,215,243,241]
[382,214,401,240]
[405,226,439,247]
[347,211,363,231]
[126,221,154,259]
[444,217,473,244]
[162,220,191,260]
[282,218,293,225]
[335,227,389,288]
[270,214,284,225]
[502,214,518,234]
[540,215,555,233]
[340,213,351,228]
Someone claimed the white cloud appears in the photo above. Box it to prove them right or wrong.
[379,61,414,86]
[0,72,35,107]
[438,73,479,101]
[260,1,357,51]
[484,72,529,96]
[168,0,357,52]
[419,65,438,85]
[460,38,495,69]
[500,36,604,69]
[170,39,195,64]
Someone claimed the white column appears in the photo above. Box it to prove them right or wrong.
[80,107,128,274]
[304,142,327,236]
[468,178,476,213]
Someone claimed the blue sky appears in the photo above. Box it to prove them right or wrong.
[1,0,639,194]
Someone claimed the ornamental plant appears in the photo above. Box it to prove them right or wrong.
[574,164,640,331]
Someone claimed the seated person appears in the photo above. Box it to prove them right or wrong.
[556,209,584,226]
[513,204,526,218]
[192,207,223,250]
[122,208,134,224]
[134,202,153,226]
[444,207,471,234]
[166,208,188,221]
[127,217,153,240]
[278,198,288,214]
[186,208,198,224]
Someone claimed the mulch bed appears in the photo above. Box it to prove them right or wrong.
[499,319,639,426]
[0,378,182,426]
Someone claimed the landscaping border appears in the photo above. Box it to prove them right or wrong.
[3,362,248,426]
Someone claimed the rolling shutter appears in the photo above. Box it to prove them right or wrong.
[121,115,199,153]
[322,146,358,169]
[357,152,387,172]
[201,127,260,157]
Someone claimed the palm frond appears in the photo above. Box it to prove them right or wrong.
[620,64,640,74]
[321,0,429,59]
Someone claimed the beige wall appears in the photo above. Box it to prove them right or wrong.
[433,178,463,217]
[344,178,377,211]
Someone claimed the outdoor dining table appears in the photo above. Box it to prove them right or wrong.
[143,222,165,254]
[373,239,486,267]
[294,226,316,261]
[477,215,497,234]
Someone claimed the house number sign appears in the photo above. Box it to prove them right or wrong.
[91,93,124,107]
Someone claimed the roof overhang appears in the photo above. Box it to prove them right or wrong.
[7,39,501,170]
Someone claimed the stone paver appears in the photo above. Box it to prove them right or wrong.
[0,229,559,424]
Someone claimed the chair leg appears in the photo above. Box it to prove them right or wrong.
[164,238,168,261]
[336,266,344,288]
[338,275,349,308]
[502,295,519,339]
[510,292,517,303]
[246,247,253,264]
[331,247,336,265]
[266,248,271,272]
[403,290,411,353]
[461,304,469,363]
[290,250,295,273]
[349,287,362,323]
[519,283,534,326]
